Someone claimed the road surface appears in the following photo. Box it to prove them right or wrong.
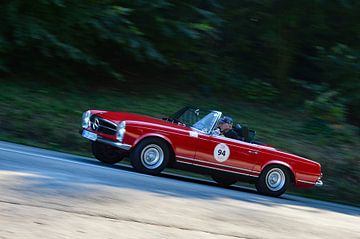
[0,141,359,239]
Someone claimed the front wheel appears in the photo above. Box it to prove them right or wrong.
[91,142,126,164]
[130,138,170,175]
[255,165,290,197]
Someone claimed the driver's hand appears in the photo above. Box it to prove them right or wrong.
[212,128,221,136]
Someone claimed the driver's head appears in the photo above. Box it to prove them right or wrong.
[218,116,233,132]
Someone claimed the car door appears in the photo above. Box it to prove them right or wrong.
[194,133,261,177]
[168,128,201,160]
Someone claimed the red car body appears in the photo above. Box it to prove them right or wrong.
[81,108,323,196]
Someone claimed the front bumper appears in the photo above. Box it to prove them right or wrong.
[80,130,131,151]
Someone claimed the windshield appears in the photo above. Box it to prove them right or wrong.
[171,107,221,134]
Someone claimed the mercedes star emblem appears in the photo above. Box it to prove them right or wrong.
[92,118,100,131]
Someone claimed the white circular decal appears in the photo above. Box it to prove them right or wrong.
[213,143,230,162]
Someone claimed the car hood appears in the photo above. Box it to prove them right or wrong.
[93,111,190,130]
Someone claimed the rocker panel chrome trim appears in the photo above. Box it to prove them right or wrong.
[176,157,259,178]
[177,155,260,174]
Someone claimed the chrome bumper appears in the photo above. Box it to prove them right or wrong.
[315,179,323,187]
[80,130,131,151]
[97,137,132,150]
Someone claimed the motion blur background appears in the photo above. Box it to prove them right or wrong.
[0,1,359,205]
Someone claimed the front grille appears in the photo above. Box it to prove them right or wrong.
[90,115,117,135]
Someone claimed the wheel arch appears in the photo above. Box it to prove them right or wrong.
[133,134,176,165]
[261,161,296,185]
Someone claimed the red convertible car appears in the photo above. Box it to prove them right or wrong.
[81,107,323,196]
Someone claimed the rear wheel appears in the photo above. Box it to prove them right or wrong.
[255,165,290,197]
[211,173,237,187]
[91,142,126,164]
[130,138,170,174]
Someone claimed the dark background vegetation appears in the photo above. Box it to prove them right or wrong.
[0,1,359,205]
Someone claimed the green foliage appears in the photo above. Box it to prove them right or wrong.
[302,89,359,151]
[313,44,360,123]
[0,0,221,79]
[216,0,359,118]
[238,78,279,102]
[305,91,346,125]
[1,0,359,116]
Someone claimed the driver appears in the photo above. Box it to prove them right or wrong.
[217,116,239,140]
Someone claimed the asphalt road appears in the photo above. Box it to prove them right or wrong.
[0,140,359,239]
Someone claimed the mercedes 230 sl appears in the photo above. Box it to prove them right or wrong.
[80,107,323,197]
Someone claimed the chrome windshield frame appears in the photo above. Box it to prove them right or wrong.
[208,111,222,135]
[191,110,222,135]
[171,107,222,135]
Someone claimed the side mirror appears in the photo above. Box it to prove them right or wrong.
[194,109,200,116]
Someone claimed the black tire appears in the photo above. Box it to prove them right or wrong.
[255,165,290,197]
[91,142,126,164]
[130,138,170,175]
[211,173,237,187]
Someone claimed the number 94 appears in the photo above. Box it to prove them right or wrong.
[218,149,226,156]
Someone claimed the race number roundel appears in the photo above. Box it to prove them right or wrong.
[213,143,230,162]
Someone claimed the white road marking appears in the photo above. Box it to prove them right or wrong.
[0,145,256,192]
[0,146,153,179]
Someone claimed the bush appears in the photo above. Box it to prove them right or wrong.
[305,90,346,125]
[228,78,279,103]
[314,44,360,125]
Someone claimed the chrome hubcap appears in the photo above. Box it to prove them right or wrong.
[140,144,164,169]
[265,168,286,191]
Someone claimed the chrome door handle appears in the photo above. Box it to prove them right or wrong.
[248,150,260,155]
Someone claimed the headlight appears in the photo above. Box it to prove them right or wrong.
[116,121,126,142]
[82,110,91,128]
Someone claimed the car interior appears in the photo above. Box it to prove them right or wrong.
[163,107,264,145]
[233,123,263,145]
